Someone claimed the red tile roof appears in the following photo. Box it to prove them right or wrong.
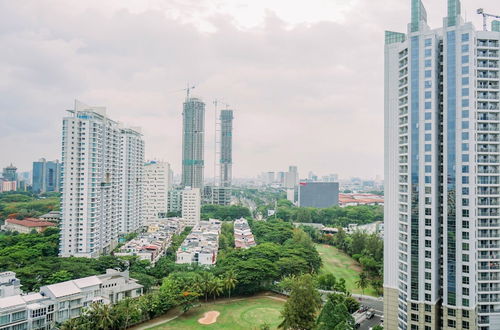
[6,218,56,228]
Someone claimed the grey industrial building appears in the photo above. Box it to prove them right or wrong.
[298,182,339,208]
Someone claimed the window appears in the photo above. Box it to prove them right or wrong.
[425,304,432,312]
[462,321,469,329]
[425,112,432,120]
[425,123,432,130]
[448,319,456,328]
[462,66,469,74]
[425,272,431,280]
[461,33,469,42]
[425,80,432,88]
[462,121,469,129]
[462,132,469,140]
[462,276,469,284]
[425,49,432,57]
[462,99,469,107]
[462,77,469,85]
[425,315,432,323]
[425,70,432,78]
[461,55,469,64]
[425,91,432,99]
[462,154,469,162]
[462,310,469,318]
[462,242,469,250]
[462,177,469,184]
[462,110,469,118]
[425,144,432,152]
[462,44,469,52]
[425,59,432,67]
[448,309,456,316]
[425,155,432,162]
[411,314,419,322]
[425,38,432,46]
[425,102,432,109]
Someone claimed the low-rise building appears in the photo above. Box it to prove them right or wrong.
[0,180,17,192]
[0,272,21,298]
[233,218,256,249]
[176,219,221,265]
[115,219,186,264]
[0,269,143,329]
[338,193,384,207]
[1,218,56,234]
[39,211,61,223]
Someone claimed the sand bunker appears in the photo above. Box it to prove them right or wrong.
[198,311,220,325]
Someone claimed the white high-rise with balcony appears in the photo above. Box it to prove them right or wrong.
[181,187,201,226]
[385,1,500,329]
[143,161,171,223]
[60,101,144,258]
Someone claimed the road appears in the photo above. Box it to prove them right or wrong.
[352,294,383,314]
[359,314,383,330]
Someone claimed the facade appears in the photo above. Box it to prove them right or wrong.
[115,219,185,264]
[0,180,16,192]
[2,164,17,182]
[1,218,56,234]
[0,272,21,298]
[0,270,143,330]
[181,187,201,226]
[176,219,221,265]
[59,101,144,258]
[298,182,339,208]
[32,158,61,194]
[119,128,145,234]
[219,109,233,188]
[233,218,256,249]
[384,1,500,329]
[143,161,171,224]
[168,187,183,213]
[181,97,205,189]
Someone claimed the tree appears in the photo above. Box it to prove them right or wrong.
[46,270,72,284]
[344,296,361,314]
[197,272,216,302]
[210,277,224,301]
[222,269,238,299]
[355,272,369,299]
[85,303,116,329]
[316,294,355,330]
[278,274,322,330]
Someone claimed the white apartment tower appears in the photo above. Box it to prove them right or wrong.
[119,128,145,233]
[385,1,500,329]
[60,101,144,258]
[143,161,171,223]
[181,187,201,226]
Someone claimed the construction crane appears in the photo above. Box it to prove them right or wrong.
[477,8,500,31]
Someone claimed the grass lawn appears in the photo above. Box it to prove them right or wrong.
[315,243,377,297]
[149,296,285,329]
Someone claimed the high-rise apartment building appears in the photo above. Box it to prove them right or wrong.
[119,128,145,234]
[384,1,500,329]
[220,109,233,187]
[32,158,61,193]
[181,187,201,226]
[181,97,205,189]
[143,161,171,223]
[59,101,144,258]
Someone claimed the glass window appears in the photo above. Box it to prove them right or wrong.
[425,144,431,151]
[462,121,469,129]
[425,155,432,162]
[462,99,469,107]
[462,154,469,162]
[425,70,432,78]
[425,123,432,130]
[461,33,469,42]
[425,49,432,57]
[425,133,432,141]
[425,59,432,67]
[462,77,469,85]
[425,165,432,173]
[425,38,432,46]
[461,55,469,64]
[425,112,432,120]
[425,91,432,99]
[462,132,469,140]
[425,80,432,88]
[462,143,469,151]
[462,165,469,173]
[425,176,431,183]
[462,110,469,118]
[425,102,432,109]
[461,44,469,52]
[462,66,469,74]
[462,176,469,184]
[462,88,469,96]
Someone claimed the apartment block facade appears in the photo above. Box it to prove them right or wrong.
[143,161,171,223]
[59,101,144,258]
[384,1,500,329]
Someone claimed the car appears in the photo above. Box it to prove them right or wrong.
[366,310,374,319]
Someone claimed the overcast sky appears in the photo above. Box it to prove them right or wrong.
[1,0,499,180]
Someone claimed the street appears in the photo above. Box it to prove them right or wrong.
[359,314,383,330]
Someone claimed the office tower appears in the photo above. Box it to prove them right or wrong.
[119,128,145,234]
[285,166,298,189]
[384,1,500,329]
[143,161,171,223]
[32,158,61,193]
[2,164,17,182]
[181,187,201,226]
[59,101,144,258]
[220,109,233,187]
[181,97,205,189]
[298,182,339,208]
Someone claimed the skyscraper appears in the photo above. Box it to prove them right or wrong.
[2,164,17,182]
[220,109,233,187]
[59,101,144,258]
[181,97,205,189]
[32,158,61,193]
[384,1,500,329]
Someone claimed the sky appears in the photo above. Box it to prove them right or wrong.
[1,0,499,180]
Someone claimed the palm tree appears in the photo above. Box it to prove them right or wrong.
[355,272,369,301]
[197,272,216,302]
[87,302,115,329]
[210,277,224,301]
[222,270,238,299]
